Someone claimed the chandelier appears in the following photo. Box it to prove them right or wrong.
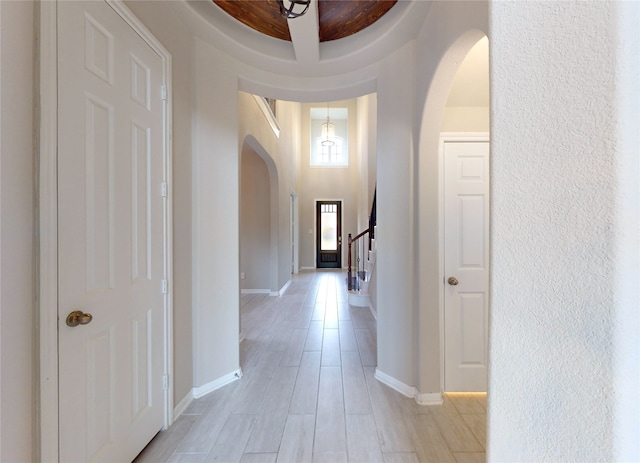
[277,0,312,19]
[321,104,336,147]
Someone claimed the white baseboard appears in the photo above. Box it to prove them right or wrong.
[192,368,243,399]
[375,369,444,406]
[173,390,194,419]
[276,279,292,296]
[300,266,315,270]
[415,392,443,405]
[368,302,377,320]
[375,368,416,399]
[241,289,271,294]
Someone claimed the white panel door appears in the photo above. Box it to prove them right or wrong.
[444,140,490,392]
[57,2,166,461]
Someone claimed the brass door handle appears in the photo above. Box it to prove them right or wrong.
[66,310,93,327]
[447,277,459,286]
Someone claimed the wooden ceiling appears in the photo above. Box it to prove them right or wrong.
[213,0,397,42]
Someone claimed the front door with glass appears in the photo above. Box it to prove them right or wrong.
[316,201,342,268]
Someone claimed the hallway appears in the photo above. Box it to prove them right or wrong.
[135,270,486,462]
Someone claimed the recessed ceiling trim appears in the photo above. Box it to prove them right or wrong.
[180,0,432,78]
[238,75,377,102]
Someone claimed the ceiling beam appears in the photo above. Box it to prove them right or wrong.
[287,0,320,64]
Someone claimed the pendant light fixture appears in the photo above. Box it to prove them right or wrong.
[277,0,311,19]
[321,103,336,147]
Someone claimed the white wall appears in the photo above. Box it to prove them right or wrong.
[238,93,301,293]
[191,38,241,388]
[356,94,377,234]
[240,147,272,292]
[238,92,300,293]
[442,37,489,132]
[489,1,639,461]
[273,100,302,287]
[441,107,489,132]
[0,1,35,461]
[375,41,417,387]
[299,99,360,270]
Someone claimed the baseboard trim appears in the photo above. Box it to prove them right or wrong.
[192,368,243,399]
[271,279,292,296]
[173,390,194,419]
[241,289,271,294]
[375,368,416,399]
[375,369,444,406]
[368,302,377,320]
[415,392,443,405]
[300,266,315,270]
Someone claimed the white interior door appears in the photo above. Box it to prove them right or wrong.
[57,2,166,461]
[443,139,490,392]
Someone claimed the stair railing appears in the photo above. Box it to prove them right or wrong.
[348,187,376,291]
[348,228,370,291]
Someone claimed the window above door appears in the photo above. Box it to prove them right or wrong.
[310,107,348,167]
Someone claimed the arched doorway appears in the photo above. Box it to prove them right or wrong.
[416,31,490,399]
[240,136,280,295]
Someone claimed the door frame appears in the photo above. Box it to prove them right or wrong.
[38,2,174,460]
[290,189,299,274]
[314,198,344,268]
[439,132,489,393]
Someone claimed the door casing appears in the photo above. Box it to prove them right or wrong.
[314,199,344,268]
[290,190,299,274]
[37,2,174,460]
[439,132,490,393]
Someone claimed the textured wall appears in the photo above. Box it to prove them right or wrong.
[489,1,639,461]
[0,1,35,460]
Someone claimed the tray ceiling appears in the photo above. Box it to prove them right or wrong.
[212,0,397,42]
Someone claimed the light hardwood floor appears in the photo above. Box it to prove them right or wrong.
[134,270,486,463]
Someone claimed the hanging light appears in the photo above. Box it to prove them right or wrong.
[321,104,335,147]
[277,0,311,19]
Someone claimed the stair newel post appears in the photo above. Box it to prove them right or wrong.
[360,234,365,288]
[347,233,353,291]
[355,240,360,290]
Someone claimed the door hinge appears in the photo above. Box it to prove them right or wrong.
[161,182,167,197]
[162,279,168,294]
[163,375,169,390]
[161,85,167,101]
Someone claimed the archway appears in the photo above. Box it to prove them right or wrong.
[240,136,280,295]
[416,31,490,400]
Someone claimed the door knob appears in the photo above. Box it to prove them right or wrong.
[447,277,459,286]
[66,310,93,327]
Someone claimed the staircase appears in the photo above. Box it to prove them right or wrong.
[347,190,376,309]
[347,226,376,308]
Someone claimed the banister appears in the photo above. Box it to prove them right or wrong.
[348,227,370,291]
[348,187,376,291]
[350,228,370,243]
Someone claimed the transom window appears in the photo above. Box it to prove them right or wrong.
[310,107,348,167]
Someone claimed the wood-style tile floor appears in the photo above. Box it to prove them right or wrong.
[134,270,486,463]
